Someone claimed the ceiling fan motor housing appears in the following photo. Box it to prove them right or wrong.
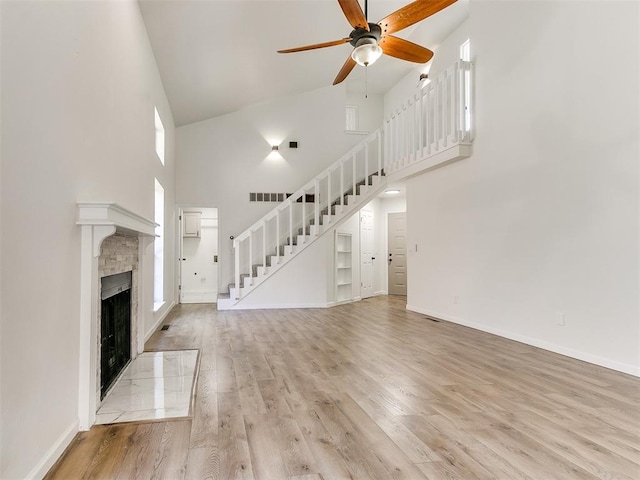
[349,23,382,47]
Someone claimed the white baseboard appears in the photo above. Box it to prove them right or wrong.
[374,290,387,296]
[406,305,640,378]
[26,419,79,480]
[145,300,176,343]
[179,292,217,304]
[225,302,331,310]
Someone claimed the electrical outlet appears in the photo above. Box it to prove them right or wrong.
[556,312,565,326]
[453,295,460,305]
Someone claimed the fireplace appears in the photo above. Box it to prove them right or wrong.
[100,271,132,399]
[97,233,139,406]
[78,202,157,429]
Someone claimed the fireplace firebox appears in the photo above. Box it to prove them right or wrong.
[100,271,132,399]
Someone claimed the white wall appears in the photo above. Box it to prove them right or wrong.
[402,1,640,374]
[176,86,368,293]
[0,1,176,478]
[346,92,384,134]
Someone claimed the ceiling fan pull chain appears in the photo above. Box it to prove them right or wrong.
[365,66,368,99]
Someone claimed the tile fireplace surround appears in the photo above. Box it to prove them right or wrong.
[77,203,157,430]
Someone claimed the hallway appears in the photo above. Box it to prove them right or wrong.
[46,297,640,479]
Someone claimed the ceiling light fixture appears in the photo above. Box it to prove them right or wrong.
[385,189,400,195]
[351,37,383,67]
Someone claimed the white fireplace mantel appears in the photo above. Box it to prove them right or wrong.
[77,203,157,430]
[78,202,157,254]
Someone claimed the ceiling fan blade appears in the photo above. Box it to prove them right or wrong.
[338,0,369,30]
[378,0,458,36]
[278,38,351,54]
[333,55,357,85]
[380,35,434,63]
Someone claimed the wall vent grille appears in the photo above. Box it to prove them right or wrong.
[250,193,290,203]
[249,193,316,203]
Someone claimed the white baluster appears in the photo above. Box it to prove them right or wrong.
[377,130,382,176]
[288,199,293,251]
[418,88,424,157]
[314,179,319,236]
[301,187,306,242]
[234,241,240,299]
[327,170,331,224]
[248,231,253,284]
[340,161,344,207]
[383,120,389,170]
[262,220,266,272]
[352,153,356,199]
[364,142,369,185]
[411,98,416,163]
[276,210,280,263]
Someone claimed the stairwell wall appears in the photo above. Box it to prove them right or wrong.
[393,1,640,374]
[231,237,333,308]
[176,86,380,294]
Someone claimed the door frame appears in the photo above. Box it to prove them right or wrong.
[360,208,375,299]
[387,211,407,296]
[176,204,220,304]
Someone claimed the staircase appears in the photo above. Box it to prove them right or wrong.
[217,129,387,309]
[218,60,474,310]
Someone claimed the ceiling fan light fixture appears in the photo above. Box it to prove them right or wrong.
[351,37,382,67]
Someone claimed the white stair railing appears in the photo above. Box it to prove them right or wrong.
[384,60,474,174]
[228,60,473,303]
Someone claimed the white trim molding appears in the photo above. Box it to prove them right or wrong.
[78,202,157,236]
[406,305,640,378]
[77,203,157,430]
[26,420,79,480]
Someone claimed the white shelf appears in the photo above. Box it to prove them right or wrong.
[335,232,353,303]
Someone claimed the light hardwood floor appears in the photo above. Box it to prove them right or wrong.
[46,296,640,479]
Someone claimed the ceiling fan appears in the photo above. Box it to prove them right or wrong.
[277,0,458,85]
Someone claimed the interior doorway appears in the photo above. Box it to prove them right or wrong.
[360,208,375,299]
[179,207,219,303]
[387,212,407,296]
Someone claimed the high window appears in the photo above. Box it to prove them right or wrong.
[154,179,164,310]
[155,108,165,165]
[460,39,470,62]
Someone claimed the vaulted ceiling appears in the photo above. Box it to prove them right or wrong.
[139,0,469,127]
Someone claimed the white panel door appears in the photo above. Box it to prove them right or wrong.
[388,212,407,296]
[360,209,374,299]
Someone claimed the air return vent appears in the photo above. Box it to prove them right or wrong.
[249,193,316,203]
[250,192,290,203]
